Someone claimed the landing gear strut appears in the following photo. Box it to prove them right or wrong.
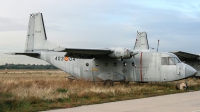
[120,81,129,85]
[103,80,114,86]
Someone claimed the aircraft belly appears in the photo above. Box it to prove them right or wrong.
[91,58,135,82]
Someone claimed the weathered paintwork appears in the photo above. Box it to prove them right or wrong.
[171,51,200,77]
[8,13,197,83]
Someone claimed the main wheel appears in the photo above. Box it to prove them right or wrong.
[103,80,114,86]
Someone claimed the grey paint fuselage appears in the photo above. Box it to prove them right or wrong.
[38,51,189,82]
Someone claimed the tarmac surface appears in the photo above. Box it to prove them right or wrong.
[44,91,200,112]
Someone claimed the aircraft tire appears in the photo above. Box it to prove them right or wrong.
[109,80,114,86]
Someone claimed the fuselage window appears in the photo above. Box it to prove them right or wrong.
[86,63,89,66]
[113,62,117,66]
[132,62,135,66]
[123,62,126,66]
[96,63,99,66]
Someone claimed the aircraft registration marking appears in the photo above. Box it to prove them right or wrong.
[55,56,75,61]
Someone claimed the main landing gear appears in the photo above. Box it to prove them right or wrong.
[103,80,114,86]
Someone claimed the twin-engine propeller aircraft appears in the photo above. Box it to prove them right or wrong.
[7,13,197,89]
[171,51,200,78]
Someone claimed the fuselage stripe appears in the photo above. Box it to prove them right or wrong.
[140,52,143,82]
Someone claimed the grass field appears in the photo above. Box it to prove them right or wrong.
[0,69,200,112]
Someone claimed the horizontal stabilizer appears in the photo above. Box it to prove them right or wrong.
[5,52,40,58]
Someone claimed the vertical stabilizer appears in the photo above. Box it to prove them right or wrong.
[134,31,149,50]
[25,13,59,52]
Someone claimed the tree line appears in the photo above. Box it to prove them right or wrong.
[0,64,58,69]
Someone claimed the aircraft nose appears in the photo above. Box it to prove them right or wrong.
[185,65,197,77]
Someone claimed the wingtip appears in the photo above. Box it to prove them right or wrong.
[5,52,15,55]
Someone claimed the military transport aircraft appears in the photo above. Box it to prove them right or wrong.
[171,51,200,78]
[7,13,197,89]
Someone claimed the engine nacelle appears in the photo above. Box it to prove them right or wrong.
[108,47,137,59]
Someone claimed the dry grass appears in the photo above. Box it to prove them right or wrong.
[0,69,200,112]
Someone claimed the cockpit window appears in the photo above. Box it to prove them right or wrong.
[169,58,175,65]
[162,57,181,65]
[162,57,168,65]
[171,57,181,64]
[162,57,176,65]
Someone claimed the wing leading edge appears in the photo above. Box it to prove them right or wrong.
[54,47,113,59]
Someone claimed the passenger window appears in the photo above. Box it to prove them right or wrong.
[132,62,135,66]
[86,63,89,66]
[123,62,126,66]
[113,62,117,66]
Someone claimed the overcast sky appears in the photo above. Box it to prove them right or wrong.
[0,0,200,65]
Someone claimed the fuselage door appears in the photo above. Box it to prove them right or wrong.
[177,65,180,75]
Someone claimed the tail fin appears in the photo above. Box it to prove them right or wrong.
[134,31,149,50]
[25,13,59,52]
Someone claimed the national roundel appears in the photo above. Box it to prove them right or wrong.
[64,57,69,61]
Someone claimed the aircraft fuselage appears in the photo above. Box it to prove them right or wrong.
[38,51,192,82]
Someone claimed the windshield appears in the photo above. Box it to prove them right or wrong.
[171,57,181,64]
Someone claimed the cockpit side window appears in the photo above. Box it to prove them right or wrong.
[162,57,175,65]
[162,57,168,65]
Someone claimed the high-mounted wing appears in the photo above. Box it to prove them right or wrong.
[171,51,200,61]
[54,47,113,59]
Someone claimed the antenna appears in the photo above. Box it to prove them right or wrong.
[134,39,138,49]
[157,39,159,52]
